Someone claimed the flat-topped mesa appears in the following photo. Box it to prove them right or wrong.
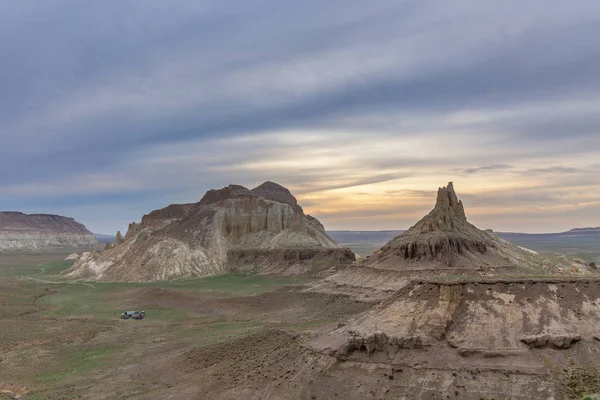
[65,181,354,282]
[0,212,92,234]
[0,211,100,252]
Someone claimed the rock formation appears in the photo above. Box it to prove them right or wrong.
[306,182,600,399]
[0,212,99,252]
[115,231,124,245]
[365,182,570,272]
[310,279,600,398]
[308,182,584,302]
[65,182,354,282]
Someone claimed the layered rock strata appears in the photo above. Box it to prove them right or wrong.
[66,182,353,281]
[0,212,99,252]
[366,182,513,270]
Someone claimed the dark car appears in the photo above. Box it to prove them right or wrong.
[132,311,146,320]
[120,310,145,319]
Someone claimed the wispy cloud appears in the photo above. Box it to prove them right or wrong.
[295,173,412,194]
[1,0,599,233]
[459,165,515,175]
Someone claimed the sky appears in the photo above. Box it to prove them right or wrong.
[1,0,600,234]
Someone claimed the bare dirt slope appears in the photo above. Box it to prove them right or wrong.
[65,182,354,282]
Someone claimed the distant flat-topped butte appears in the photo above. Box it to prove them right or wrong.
[0,211,100,252]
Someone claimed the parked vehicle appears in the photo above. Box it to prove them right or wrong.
[132,311,145,320]
[120,310,145,320]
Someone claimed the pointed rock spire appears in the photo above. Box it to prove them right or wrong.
[365,182,497,269]
[435,182,464,215]
[115,231,125,245]
[419,182,467,232]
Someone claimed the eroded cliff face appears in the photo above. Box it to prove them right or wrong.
[0,212,99,252]
[65,182,352,282]
[309,279,600,399]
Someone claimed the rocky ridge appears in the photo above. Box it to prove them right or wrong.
[0,212,99,252]
[65,182,354,282]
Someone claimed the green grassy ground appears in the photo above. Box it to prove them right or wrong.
[0,257,319,399]
[1,258,309,317]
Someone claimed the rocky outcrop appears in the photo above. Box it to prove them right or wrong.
[304,182,600,399]
[365,183,502,270]
[343,331,424,357]
[311,279,599,364]
[65,182,352,282]
[521,333,581,349]
[227,248,355,275]
[115,231,124,245]
[308,182,586,304]
[0,212,99,252]
[364,182,573,274]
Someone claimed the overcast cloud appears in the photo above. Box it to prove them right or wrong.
[1,0,599,233]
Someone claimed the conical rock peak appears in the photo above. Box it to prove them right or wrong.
[365,182,500,269]
[415,182,467,233]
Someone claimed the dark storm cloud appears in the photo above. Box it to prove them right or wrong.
[1,0,600,232]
